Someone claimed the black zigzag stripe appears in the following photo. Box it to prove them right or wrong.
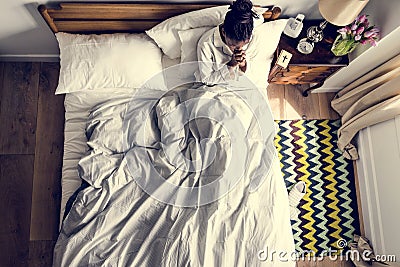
[304,120,326,253]
[288,121,313,251]
[330,120,360,238]
[327,121,348,225]
[327,120,360,240]
[277,121,295,187]
[315,120,338,247]
[297,121,322,253]
[290,120,303,181]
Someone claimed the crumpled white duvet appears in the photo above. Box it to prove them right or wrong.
[54,83,295,266]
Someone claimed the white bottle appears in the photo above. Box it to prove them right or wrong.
[284,14,305,38]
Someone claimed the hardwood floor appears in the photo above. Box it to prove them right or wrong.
[0,155,35,266]
[30,63,64,242]
[267,83,339,120]
[0,62,352,267]
[0,62,63,267]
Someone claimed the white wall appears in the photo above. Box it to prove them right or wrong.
[0,0,320,61]
[356,115,400,262]
[1,0,398,63]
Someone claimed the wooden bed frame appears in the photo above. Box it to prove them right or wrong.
[38,2,281,34]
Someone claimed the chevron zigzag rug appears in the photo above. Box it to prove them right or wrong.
[274,119,360,255]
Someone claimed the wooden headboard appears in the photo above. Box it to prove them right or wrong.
[38,2,281,34]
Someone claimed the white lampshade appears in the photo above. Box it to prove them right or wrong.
[319,0,369,26]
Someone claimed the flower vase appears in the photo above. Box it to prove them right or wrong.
[331,35,358,56]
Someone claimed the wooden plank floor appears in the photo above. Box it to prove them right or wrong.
[0,62,352,267]
[267,83,340,120]
[0,62,64,267]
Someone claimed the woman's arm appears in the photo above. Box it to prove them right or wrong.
[196,41,237,86]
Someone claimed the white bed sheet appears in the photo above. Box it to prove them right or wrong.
[60,55,181,222]
[59,57,295,266]
[60,90,295,267]
[62,88,135,221]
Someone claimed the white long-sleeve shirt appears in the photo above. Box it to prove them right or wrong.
[194,25,270,88]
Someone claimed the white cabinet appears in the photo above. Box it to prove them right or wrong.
[356,115,400,262]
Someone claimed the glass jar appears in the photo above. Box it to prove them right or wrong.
[331,35,358,57]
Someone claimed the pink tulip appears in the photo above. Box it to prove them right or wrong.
[370,32,379,38]
[360,39,369,45]
[351,23,358,31]
[356,26,365,35]
[369,39,378,46]
[358,14,367,23]
[371,27,380,33]
[355,35,361,41]
[364,31,376,38]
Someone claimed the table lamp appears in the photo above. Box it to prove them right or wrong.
[297,0,369,54]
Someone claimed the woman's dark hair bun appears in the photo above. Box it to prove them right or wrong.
[230,0,253,13]
[229,0,257,23]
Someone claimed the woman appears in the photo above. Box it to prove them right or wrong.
[195,0,258,85]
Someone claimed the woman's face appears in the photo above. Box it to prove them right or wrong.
[221,27,251,52]
[225,36,250,52]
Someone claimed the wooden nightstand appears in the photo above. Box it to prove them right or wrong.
[268,20,349,96]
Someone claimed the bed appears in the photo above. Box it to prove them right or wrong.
[39,3,295,266]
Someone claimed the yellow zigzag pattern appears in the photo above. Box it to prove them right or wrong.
[293,120,317,252]
[320,120,342,247]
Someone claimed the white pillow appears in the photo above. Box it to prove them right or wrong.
[146,6,229,59]
[146,5,272,60]
[178,27,213,63]
[55,32,165,94]
[177,8,269,64]
[252,19,288,59]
